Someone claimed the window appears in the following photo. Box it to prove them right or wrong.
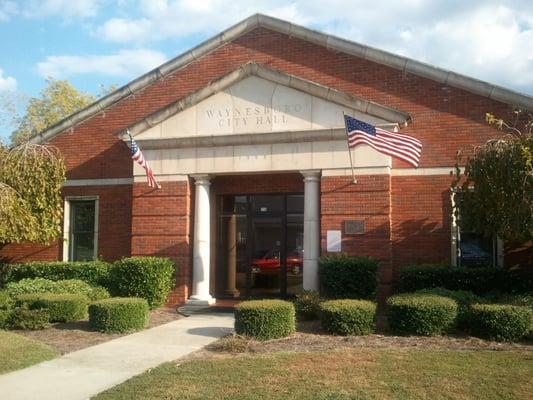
[451,191,502,267]
[63,197,98,261]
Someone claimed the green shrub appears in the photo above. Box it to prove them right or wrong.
[89,297,149,333]
[5,278,109,301]
[320,299,375,335]
[0,261,111,287]
[0,290,13,310]
[387,293,458,336]
[415,288,481,329]
[398,264,533,294]
[294,291,323,320]
[469,304,531,342]
[16,293,88,323]
[0,290,13,329]
[8,307,50,330]
[319,255,378,299]
[0,310,12,328]
[235,300,295,340]
[109,257,175,309]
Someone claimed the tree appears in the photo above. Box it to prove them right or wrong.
[453,112,533,242]
[8,78,97,145]
[0,143,66,248]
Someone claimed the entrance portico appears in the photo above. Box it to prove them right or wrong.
[126,63,406,304]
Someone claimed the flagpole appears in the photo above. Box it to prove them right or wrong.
[342,112,357,184]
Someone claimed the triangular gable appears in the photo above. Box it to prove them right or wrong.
[127,62,410,142]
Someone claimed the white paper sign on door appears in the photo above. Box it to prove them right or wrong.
[326,230,341,252]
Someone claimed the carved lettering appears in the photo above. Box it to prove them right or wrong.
[204,103,302,128]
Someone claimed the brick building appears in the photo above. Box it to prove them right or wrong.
[2,15,532,306]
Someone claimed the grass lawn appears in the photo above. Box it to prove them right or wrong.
[94,348,532,400]
[0,330,59,374]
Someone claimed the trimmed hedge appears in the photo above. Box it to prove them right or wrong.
[320,299,375,335]
[0,290,13,310]
[5,278,109,301]
[398,264,533,294]
[109,257,175,309]
[0,260,111,288]
[415,288,481,329]
[16,293,88,323]
[319,255,378,299]
[294,291,323,320]
[469,304,532,342]
[89,297,149,333]
[235,300,295,340]
[8,307,50,330]
[387,293,458,336]
[0,290,13,329]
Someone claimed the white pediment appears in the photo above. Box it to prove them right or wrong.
[135,76,392,140]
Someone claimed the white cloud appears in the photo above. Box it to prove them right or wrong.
[36,49,168,79]
[92,0,533,95]
[5,0,102,20]
[0,68,16,91]
[0,1,17,21]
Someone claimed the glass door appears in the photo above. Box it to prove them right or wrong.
[249,195,284,296]
[217,193,304,298]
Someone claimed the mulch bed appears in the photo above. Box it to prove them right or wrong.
[16,307,182,354]
[195,320,532,359]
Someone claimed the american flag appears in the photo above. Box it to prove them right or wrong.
[128,132,160,189]
[344,115,422,167]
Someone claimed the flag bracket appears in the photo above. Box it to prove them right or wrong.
[342,112,357,184]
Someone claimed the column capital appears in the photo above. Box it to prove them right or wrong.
[191,174,211,186]
[300,169,321,182]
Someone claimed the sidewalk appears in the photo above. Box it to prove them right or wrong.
[0,312,234,400]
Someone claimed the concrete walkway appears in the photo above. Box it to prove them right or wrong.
[0,312,234,400]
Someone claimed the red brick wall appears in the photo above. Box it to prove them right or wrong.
[391,175,453,276]
[42,27,510,183]
[131,180,192,305]
[1,185,132,263]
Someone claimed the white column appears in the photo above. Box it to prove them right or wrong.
[188,174,215,305]
[301,170,321,291]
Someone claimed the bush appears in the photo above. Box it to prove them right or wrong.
[0,290,13,329]
[5,278,109,301]
[8,307,50,330]
[235,300,295,340]
[16,293,88,323]
[0,309,11,329]
[0,261,111,287]
[294,291,323,320]
[415,288,481,329]
[398,264,533,295]
[387,293,458,336]
[469,304,532,342]
[0,290,13,310]
[320,299,375,335]
[109,257,175,309]
[89,297,149,333]
[319,255,378,299]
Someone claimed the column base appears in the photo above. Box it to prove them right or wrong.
[224,289,240,298]
[186,295,216,306]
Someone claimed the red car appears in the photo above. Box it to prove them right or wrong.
[251,249,303,275]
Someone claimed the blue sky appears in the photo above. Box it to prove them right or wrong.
[1,0,532,142]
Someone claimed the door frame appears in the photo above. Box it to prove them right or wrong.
[215,193,303,298]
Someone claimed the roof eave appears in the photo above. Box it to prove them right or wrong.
[31,13,533,144]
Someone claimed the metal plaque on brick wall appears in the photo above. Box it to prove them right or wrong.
[344,220,365,235]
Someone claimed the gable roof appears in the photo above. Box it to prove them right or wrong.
[31,13,533,144]
[125,62,411,139]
